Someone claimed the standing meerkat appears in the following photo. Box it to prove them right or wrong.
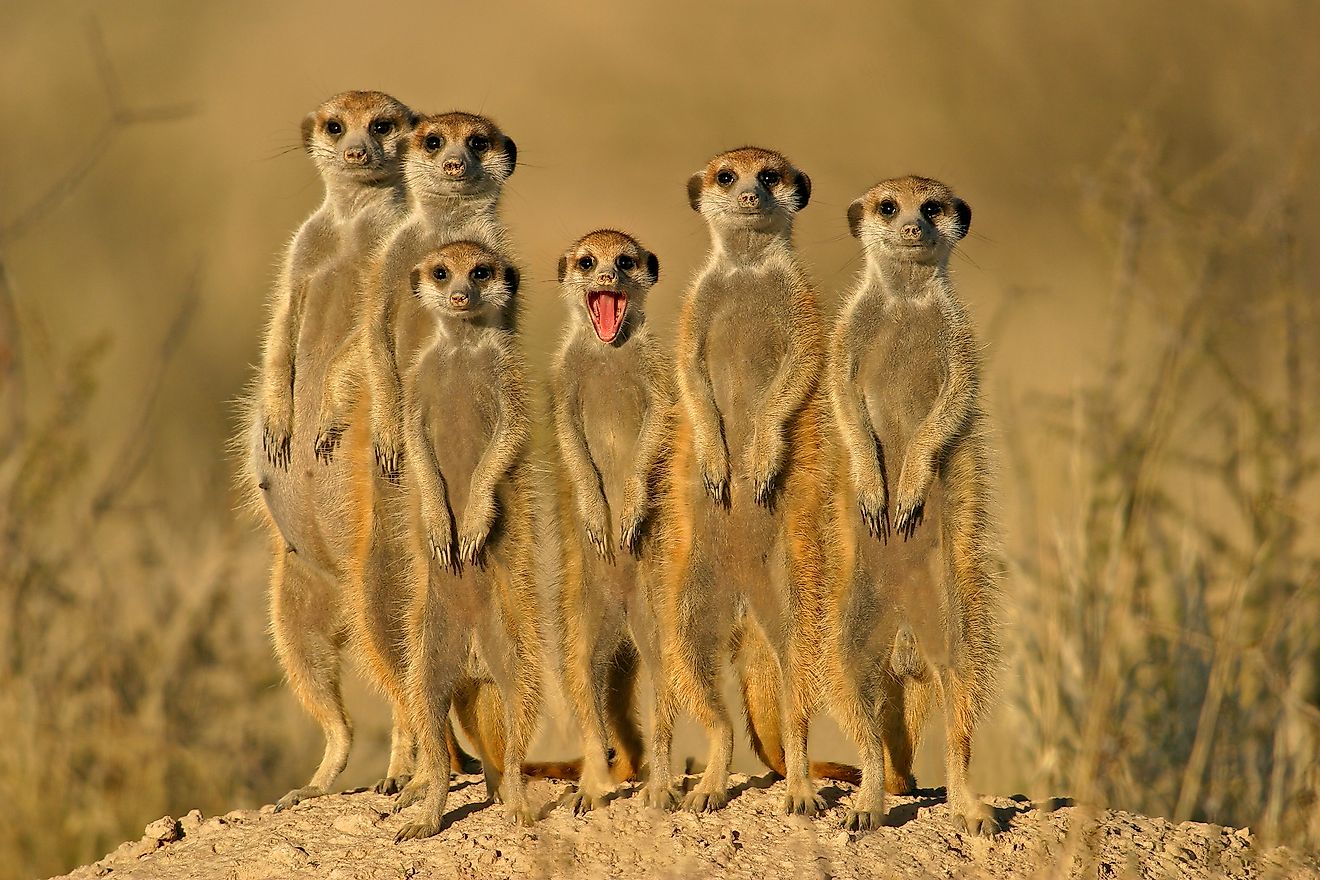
[242,90,420,810]
[312,111,517,792]
[660,146,832,816]
[827,176,1002,835]
[390,240,544,841]
[551,230,678,813]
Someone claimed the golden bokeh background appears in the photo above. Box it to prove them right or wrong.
[2,1,1318,876]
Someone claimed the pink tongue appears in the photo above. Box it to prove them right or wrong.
[593,292,622,341]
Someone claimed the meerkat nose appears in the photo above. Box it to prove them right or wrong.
[343,146,369,165]
[442,158,466,178]
[738,191,761,209]
[901,223,922,241]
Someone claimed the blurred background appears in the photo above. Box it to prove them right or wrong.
[2,0,1318,876]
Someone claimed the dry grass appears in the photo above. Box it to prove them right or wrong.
[1,2,1318,878]
[1003,129,1320,849]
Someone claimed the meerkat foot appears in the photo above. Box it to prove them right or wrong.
[313,425,343,464]
[273,785,328,812]
[682,783,730,814]
[844,806,888,832]
[642,780,679,811]
[782,781,825,817]
[884,771,916,796]
[952,798,1002,837]
[566,785,610,816]
[394,817,442,842]
[375,774,412,796]
[504,796,537,826]
[393,779,428,812]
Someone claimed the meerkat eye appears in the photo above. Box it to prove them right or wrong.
[325,119,343,136]
[423,134,442,152]
[467,135,490,154]
[577,255,596,272]
[878,198,898,217]
[432,265,447,281]
[757,170,781,188]
[921,201,944,220]
[715,169,735,187]
[371,119,394,136]
[471,265,493,281]
[615,254,636,272]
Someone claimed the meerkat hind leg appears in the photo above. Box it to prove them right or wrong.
[564,616,625,815]
[936,666,1001,836]
[841,661,892,831]
[605,641,645,783]
[270,554,352,811]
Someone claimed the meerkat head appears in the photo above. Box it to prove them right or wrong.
[687,146,811,234]
[557,229,660,345]
[847,176,971,267]
[411,240,519,327]
[404,112,517,200]
[301,91,416,185]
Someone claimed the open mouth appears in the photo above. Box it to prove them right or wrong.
[586,290,628,343]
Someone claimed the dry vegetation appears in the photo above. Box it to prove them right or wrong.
[1,1,1318,878]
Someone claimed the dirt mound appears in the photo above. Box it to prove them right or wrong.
[52,774,1319,879]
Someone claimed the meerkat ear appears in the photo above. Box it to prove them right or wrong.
[301,114,316,152]
[504,266,520,295]
[846,199,865,238]
[953,199,972,240]
[687,173,704,212]
[793,171,812,211]
[409,267,423,298]
[503,137,517,176]
[557,255,569,284]
[646,251,660,283]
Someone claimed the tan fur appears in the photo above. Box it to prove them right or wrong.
[826,176,1003,835]
[305,111,517,793]
[550,230,679,813]
[238,91,426,810]
[659,147,832,816]
[389,241,545,841]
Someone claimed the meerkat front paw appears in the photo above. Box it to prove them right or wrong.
[854,475,890,541]
[457,504,494,566]
[580,496,613,561]
[261,395,293,470]
[748,428,786,506]
[373,439,402,483]
[697,444,729,504]
[313,421,344,464]
[617,480,648,555]
[426,524,458,573]
[892,460,933,540]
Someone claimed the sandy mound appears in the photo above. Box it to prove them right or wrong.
[52,774,1318,879]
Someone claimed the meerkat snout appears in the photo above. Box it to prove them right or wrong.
[449,290,471,309]
[900,222,922,242]
[442,156,466,178]
[342,144,370,166]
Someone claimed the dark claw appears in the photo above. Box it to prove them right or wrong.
[374,444,402,484]
[263,429,291,470]
[315,425,343,464]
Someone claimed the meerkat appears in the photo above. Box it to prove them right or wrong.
[388,240,544,841]
[241,90,434,811]
[659,146,834,816]
[309,111,517,793]
[550,229,679,814]
[826,176,1002,835]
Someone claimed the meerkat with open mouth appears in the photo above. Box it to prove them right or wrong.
[550,229,678,813]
